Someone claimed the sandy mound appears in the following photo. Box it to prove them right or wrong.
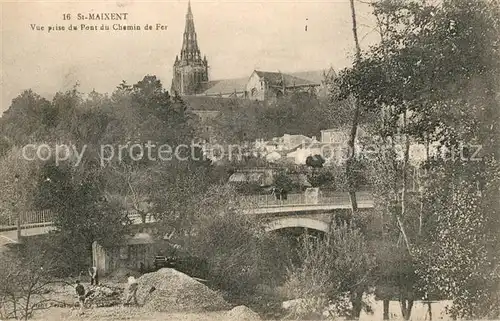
[136,268,230,313]
[226,305,262,320]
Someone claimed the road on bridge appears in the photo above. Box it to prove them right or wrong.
[0,225,56,246]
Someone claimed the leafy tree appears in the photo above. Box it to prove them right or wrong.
[0,147,43,228]
[337,0,500,318]
[306,154,325,168]
[33,155,130,274]
[0,90,54,144]
[283,225,375,320]
[187,185,290,298]
[0,244,57,320]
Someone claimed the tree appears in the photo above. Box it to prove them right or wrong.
[0,147,43,235]
[34,154,130,274]
[337,0,500,318]
[186,185,290,299]
[344,0,364,217]
[306,154,325,168]
[283,225,375,320]
[0,244,57,320]
[0,90,55,145]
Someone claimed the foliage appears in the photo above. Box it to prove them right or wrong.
[337,0,500,318]
[187,185,291,298]
[282,225,375,319]
[0,75,222,273]
[414,158,500,319]
[212,93,355,144]
[33,155,130,274]
[305,154,325,168]
[0,147,44,225]
[0,244,57,320]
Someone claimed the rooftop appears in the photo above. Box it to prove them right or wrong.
[196,69,331,96]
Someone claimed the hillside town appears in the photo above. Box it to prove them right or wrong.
[1,0,500,321]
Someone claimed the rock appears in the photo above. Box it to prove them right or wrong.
[226,305,262,321]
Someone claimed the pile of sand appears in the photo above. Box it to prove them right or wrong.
[136,268,230,313]
[225,305,262,321]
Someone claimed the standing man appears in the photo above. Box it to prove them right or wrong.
[124,275,139,306]
[75,280,86,314]
[88,266,98,285]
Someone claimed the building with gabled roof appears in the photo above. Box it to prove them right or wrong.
[170,1,336,101]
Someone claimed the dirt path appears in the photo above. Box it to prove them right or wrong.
[32,307,230,321]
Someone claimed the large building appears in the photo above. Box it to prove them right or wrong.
[171,1,335,101]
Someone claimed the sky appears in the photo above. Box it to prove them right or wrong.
[0,0,380,113]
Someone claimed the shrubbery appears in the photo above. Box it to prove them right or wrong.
[187,185,292,300]
[281,225,375,319]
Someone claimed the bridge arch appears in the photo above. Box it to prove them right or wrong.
[264,217,330,233]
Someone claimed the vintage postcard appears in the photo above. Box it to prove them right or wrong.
[1,0,499,320]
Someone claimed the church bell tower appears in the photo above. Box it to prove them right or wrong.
[171,1,209,96]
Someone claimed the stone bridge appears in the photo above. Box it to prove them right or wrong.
[239,191,373,233]
[0,191,374,245]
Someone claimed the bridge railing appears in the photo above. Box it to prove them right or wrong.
[0,191,374,229]
[238,191,372,208]
[0,209,54,230]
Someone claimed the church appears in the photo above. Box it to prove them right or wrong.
[170,1,335,102]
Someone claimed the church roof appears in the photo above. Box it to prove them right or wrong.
[196,69,330,96]
[201,78,248,95]
[254,70,320,88]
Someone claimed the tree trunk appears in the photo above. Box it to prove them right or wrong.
[350,289,364,320]
[383,299,390,320]
[398,110,412,254]
[346,0,362,218]
[400,298,414,320]
[349,0,362,61]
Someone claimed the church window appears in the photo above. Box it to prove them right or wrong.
[251,88,257,97]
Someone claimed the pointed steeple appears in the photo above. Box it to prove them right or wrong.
[181,0,200,63]
[187,0,192,16]
[171,0,209,96]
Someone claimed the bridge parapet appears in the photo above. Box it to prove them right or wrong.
[239,191,373,208]
[2,191,374,232]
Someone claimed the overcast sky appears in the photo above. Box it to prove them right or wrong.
[0,0,379,113]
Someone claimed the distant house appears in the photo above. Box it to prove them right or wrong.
[92,230,179,276]
[200,78,249,98]
[253,134,315,163]
[287,141,328,165]
[265,151,282,163]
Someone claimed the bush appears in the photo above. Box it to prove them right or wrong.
[0,244,57,320]
[282,225,375,319]
[187,185,292,299]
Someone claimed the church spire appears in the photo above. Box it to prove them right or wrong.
[171,0,209,96]
[187,0,192,16]
[181,0,200,62]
